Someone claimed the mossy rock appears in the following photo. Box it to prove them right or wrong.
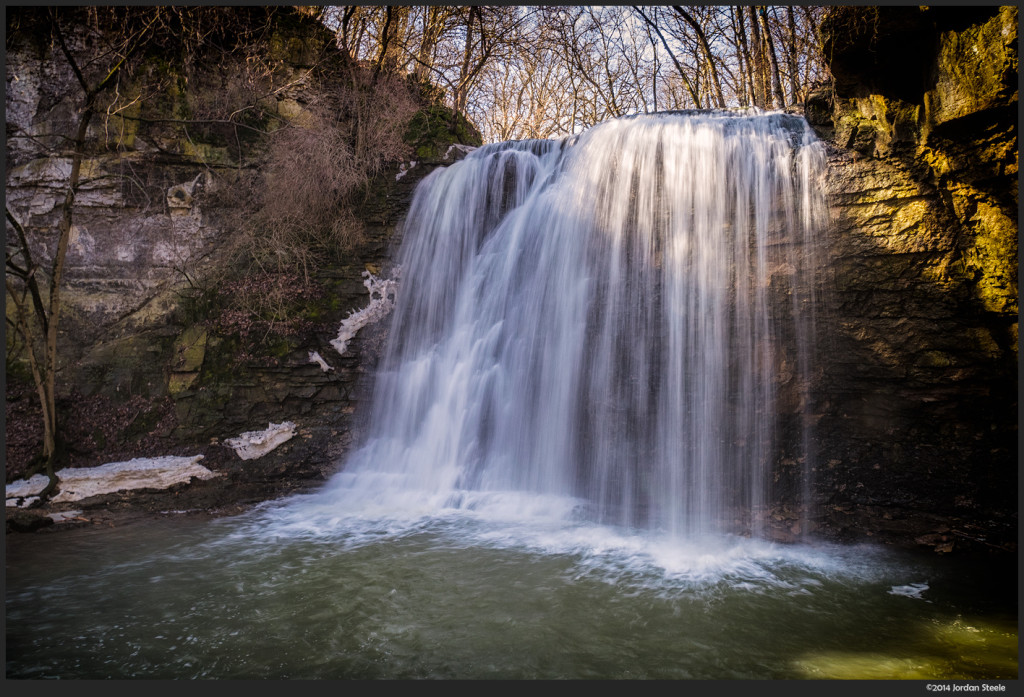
[171,325,208,373]
[168,325,209,396]
[405,104,483,163]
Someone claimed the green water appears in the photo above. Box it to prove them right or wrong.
[5,505,1017,680]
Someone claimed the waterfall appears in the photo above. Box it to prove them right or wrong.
[325,111,828,539]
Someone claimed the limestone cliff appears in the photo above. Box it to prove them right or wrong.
[5,7,479,488]
[806,6,1017,552]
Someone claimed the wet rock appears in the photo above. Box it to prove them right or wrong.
[5,510,55,534]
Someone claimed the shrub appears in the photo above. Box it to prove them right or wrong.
[207,272,325,344]
[223,66,420,280]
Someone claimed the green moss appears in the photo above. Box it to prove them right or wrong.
[172,326,208,373]
[168,372,199,396]
[168,326,208,397]
[180,140,232,166]
[267,336,294,358]
[136,54,192,122]
[405,104,483,161]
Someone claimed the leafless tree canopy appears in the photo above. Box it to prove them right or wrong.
[319,5,829,142]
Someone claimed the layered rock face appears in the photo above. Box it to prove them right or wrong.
[806,6,1018,551]
[6,9,330,348]
[5,8,476,478]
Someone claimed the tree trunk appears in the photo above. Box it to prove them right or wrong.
[731,6,751,107]
[337,6,359,64]
[453,6,478,117]
[375,6,395,73]
[745,5,767,108]
[633,6,702,109]
[786,6,801,104]
[413,5,445,83]
[6,8,157,503]
[758,7,786,109]
[673,6,726,109]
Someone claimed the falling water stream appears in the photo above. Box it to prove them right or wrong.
[341,111,825,537]
[5,112,1017,680]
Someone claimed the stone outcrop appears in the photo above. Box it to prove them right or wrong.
[805,6,1017,552]
[5,7,479,487]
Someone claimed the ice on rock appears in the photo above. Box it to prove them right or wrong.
[6,455,216,507]
[225,421,297,460]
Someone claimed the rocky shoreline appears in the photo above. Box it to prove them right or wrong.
[5,416,342,534]
[8,431,1015,565]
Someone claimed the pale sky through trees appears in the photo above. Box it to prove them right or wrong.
[320,5,828,142]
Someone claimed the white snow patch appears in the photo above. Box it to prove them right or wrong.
[225,421,297,460]
[330,270,399,356]
[395,161,417,181]
[308,350,334,372]
[5,455,215,507]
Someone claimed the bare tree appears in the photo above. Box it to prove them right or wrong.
[757,6,787,108]
[785,6,801,105]
[6,8,160,502]
[413,6,459,84]
[673,6,726,108]
[744,5,768,107]
[632,6,702,109]
[315,5,828,143]
[731,6,754,106]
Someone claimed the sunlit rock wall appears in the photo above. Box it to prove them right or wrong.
[806,6,1017,551]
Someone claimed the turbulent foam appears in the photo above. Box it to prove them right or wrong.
[232,483,899,598]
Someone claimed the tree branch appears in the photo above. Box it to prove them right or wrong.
[632,6,702,109]
[5,207,49,336]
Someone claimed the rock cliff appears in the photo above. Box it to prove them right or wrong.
[805,6,1017,552]
[5,7,479,499]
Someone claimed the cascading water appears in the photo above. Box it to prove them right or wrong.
[324,110,828,539]
[8,112,1016,681]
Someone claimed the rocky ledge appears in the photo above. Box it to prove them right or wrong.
[5,414,346,534]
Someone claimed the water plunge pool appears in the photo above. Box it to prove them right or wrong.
[6,498,1016,680]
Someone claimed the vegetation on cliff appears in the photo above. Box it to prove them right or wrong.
[4,6,478,497]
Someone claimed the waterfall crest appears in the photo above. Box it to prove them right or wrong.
[326,111,828,538]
